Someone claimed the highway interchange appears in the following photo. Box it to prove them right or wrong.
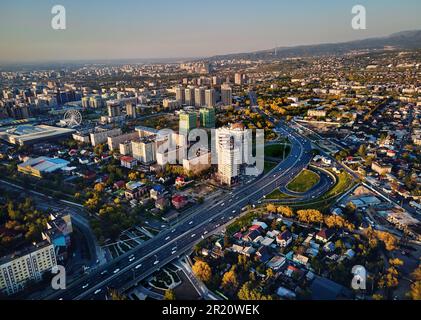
[48,121,317,300]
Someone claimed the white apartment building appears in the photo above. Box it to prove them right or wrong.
[89,128,122,146]
[0,243,57,295]
[132,137,156,164]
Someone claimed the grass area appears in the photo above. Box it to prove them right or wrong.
[226,210,262,236]
[263,161,277,174]
[264,143,290,158]
[266,188,296,200]
[286,169,320,193]
[321,170,355,200]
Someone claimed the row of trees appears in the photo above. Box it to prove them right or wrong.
[267,204,355,231]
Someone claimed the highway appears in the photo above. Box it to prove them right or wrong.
[47,122,314,300]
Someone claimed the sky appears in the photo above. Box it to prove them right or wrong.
[0,0,420,63]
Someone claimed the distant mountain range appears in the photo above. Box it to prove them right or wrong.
[208,30,421,61]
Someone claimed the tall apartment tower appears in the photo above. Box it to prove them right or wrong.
[215,123,245,186]
[199,107,215,128]
[175,86,185,105]
[107,101,121,117]
[179,111,197,135]
[126,103,137,118]
[234,73,243,85]
[185,87,195,106]
[194,87,206,107]
[205,88,216,107]
[221,84,232,106]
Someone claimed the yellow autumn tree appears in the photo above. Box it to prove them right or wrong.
[192,260,212,283]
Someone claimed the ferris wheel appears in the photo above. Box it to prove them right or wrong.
[63,109,82,127]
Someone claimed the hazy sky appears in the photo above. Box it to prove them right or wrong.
[0,0,420,63]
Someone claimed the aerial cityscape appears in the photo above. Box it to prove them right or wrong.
[0,0,420,308]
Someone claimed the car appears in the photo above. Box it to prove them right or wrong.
[171,250,177,255]
[208,218,213,222]
[94,289,102,295]
[161,225,166,228]
[191,233,196,238]
[188,221,193,225]
[154,260,159,265]
[232,210,236,213]
[221,203,225,207]
[221,216,225,220]
[229,216,233,220]
[165,236,170,241]
[82,283,89,289]
[100,270,108,275]
[135,264,142,269]
[129,256,135,262]
[203,231,208,235]
[171,229,176,233]
[215,224,220,228]
[113,268,120,274]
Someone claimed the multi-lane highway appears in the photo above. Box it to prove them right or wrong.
[47,122,314,300]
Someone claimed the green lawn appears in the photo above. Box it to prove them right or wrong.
[286,169,320,193]
[266,189,296,200]
[263,161,277,173]
[264,143,290,159]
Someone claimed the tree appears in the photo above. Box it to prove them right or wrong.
[164,289,176,300]
[221,267,239,294]
[296,209,323,224]
[94,183,105,193]
[266,204,277,213]
[409,264,421,300]
[192,260,212,283]
[128,172,138,181]
[277,206,294,217]
[238,282,272,300]
[376,231,397,251]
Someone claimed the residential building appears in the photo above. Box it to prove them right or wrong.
[179,111,197,134]
[199,107,215,128]
[132,137,156,164]
[221,84,232,106]
[205,89,216,107]
[0,242,57,295]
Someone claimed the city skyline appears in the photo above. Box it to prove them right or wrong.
[1,0,421,63]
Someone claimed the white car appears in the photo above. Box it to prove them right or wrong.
[189,221,193,225]
[82,283,89,289]
[135,264,142,269]
[191,233,196,238]
[232,210,236,213]
[154,260,159,265]
[221,203,225,207]
[113,268,120,274]
[203,231,208,235]
[129,256,135,262]
[165,236,170,241]
[94,289,102,295]
[100,270,108,275]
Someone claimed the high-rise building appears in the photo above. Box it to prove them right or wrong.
[126,103,137,118]
[0,242,57,296]
[199,107,215,128]
[221,84,232,106]
[179,111,197,134]
[234,73,243,85]
[132,137,156,164]
[175,86,185,105]
[107,101,121,117]
[205,88,216,107]
[215,123,245,186]
[194,87,206,107]
[185,87,195,106]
